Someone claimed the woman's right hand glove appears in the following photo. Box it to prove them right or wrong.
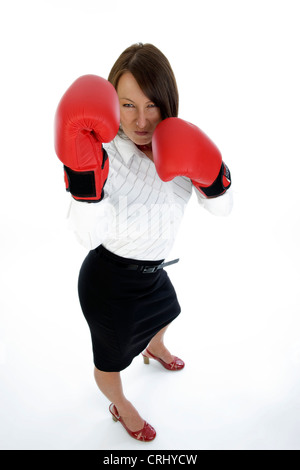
[54,75,120,202]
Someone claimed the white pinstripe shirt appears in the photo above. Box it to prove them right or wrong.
[67,134,233,260]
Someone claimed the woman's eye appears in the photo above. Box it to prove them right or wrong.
[123,103,134,108]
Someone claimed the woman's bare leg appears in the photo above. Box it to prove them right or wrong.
[94,324,177,430]
[145,324,174,363]
[94,368,144,431]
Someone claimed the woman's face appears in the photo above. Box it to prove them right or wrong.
[117,72,162,146]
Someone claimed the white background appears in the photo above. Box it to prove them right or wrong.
[1,0,300,450]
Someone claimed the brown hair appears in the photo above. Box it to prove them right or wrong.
[108,43,179,120]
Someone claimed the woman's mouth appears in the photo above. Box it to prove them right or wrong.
[135,131,149,136]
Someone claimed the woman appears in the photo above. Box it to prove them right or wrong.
[55,43,232,442]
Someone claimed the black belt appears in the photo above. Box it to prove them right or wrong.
[138,258,179,274]
[98,247,179,274]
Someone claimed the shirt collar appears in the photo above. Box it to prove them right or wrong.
[113,133,141,165]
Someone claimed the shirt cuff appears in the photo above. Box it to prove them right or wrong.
[66,196,116,249]
[194,187,233,216]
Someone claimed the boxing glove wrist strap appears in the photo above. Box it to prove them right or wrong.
[63,148,108,202]
[193,162,231,198]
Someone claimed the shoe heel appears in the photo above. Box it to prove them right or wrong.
[143,355,150,365]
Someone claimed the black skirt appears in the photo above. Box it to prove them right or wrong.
[77,245,181,372]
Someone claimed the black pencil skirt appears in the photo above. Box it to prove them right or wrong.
[77,245,181,372]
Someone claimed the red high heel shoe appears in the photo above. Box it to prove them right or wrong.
[109,403,156,442]
[142,348,185,371]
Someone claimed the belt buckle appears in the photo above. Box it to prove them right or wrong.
[142,265,159,274]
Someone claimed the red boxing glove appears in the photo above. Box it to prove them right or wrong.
[54,75,120,202]
[152,117,231,198]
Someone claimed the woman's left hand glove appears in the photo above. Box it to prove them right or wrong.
[152,117,231,198]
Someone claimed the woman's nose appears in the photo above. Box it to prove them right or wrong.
[136,110,147,129]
